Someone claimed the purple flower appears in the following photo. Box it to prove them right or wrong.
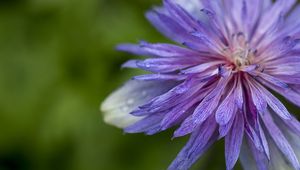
[101,0,300,169]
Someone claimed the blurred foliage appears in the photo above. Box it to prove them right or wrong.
[0,0,246,170]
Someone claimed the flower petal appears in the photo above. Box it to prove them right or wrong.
[225,112,244,170]
[101,80,174,128]
[124,112,165,135]
[253,81,292,120]
[172,0,204,20]
[117,42,205,58]
[258,78,300,108]
[174,76,230,137]
[268,139,294,170]
[160,86,211,130]
[215,86,237,125]
[261,111,300,170]
[168,116,218,170]
[246,79,268,114]
[146,9,203,45]
[256,0,296,36]
[239,140,259,170]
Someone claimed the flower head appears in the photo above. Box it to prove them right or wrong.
[101,0,300,169]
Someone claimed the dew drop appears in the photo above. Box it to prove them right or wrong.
[175,85,187,94]
[127,99,134,105]
[142,90,147,96]
[121,106,129,112]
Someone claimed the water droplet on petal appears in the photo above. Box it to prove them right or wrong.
[142,90,147,96]
[127,99,134,105]
[121,106,129,112]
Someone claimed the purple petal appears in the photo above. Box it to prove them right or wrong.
[259,73,289,89]
[133,74,186,81]
[116,43,151,56]
[235,76,244,110]
[244,121,264,153]
[268,139,296,170]
[252,80,292,120]
[248,80,267,113]
[174,77,230,137]
[160,87,212,130]
[256,0,296,37]
[192,77,229,122]
[168,116,218,170]
[139,42,204,58]
[283,116,300,137]
[122,60,139,68]
[163,0,199,31]
[241,136,269,170]
[146,9,201,45]
[225,112,244,170]
[258,119,270,160]
[182,41,210,53]
[190,31,223,52]
[218,115,235,138]
[247,71,289,89]
[256,36,300,63]
[215,87,237,125]
[133,78,203,116]
[124,112,165,135]
[201,3,228,30]
[136,58,197,73]
[181,61,223,74]
[258,78,300,108]
[117,42,204,58]
[261,110,300,170]
[239,140,262,170]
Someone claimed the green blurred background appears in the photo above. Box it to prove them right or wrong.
[0,0,243,169]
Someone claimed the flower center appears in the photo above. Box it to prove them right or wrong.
[232,49,252,67]
[227,32,256,69]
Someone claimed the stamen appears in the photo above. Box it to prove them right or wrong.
[229,32,256,68]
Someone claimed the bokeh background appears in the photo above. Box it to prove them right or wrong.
[0,0,258,169]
